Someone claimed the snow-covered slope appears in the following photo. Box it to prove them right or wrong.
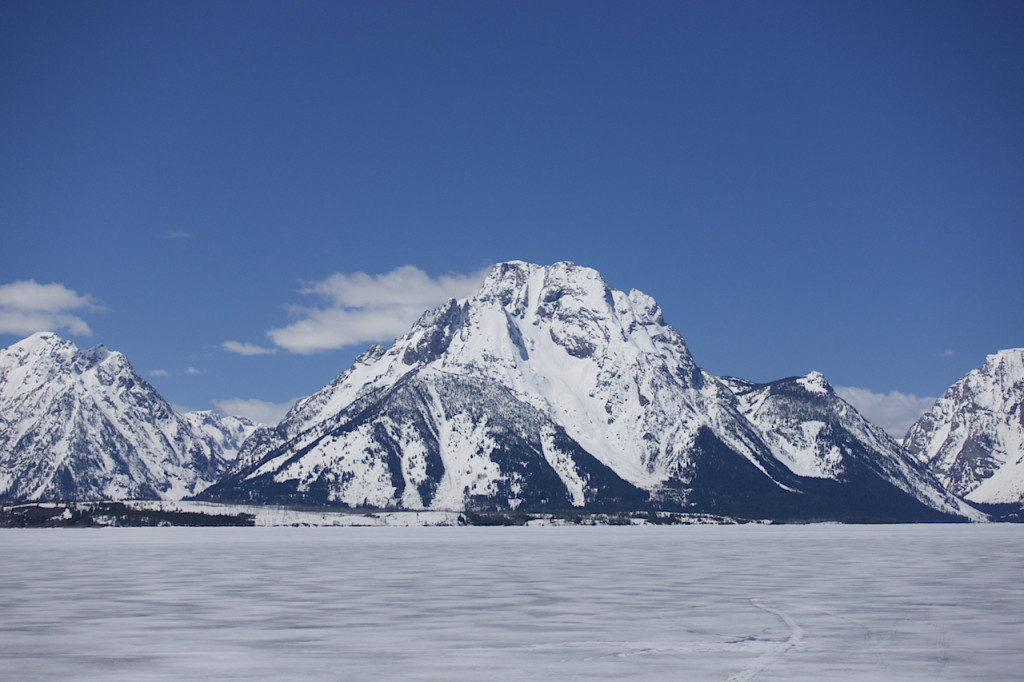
[0,332,260,500]
[903,349,1024,505]
[723,373,982,521]
[204,261,974,521]
[181,411,259,463]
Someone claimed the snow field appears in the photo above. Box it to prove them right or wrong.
[1,524,1021,681]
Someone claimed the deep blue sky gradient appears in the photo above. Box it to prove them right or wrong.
[2,1,1022,416]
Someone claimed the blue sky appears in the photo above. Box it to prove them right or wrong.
[2,1,1022,434]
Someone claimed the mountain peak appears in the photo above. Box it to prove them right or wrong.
[983,348,1024,380]
[796,371,832,395]
[6,330,76,357]
[2,333,124,373]
[904,347,1024,504]
[0,332,252,501]
[23,330,63,343]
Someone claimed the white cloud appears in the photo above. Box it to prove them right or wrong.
[0,280,101,337]
[158,230,194,240]
[150,369,171,377]
[268,265,489,353]
[834,386,937,440]
[222,340,278,356]
[186,367,201,375]
[212,397,298,425]
[943,349,955,358]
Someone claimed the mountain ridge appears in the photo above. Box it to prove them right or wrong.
[201,261,981,521]
[2,262,1017,522]
[0,332,259,501]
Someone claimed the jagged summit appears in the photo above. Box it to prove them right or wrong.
[988,347,1024,360]
[904,348,1024,504]
[796,371,832,395]
[205,261,974,521]
[0,333,259,501]
[9,330,64,348]
[3,331,76,365]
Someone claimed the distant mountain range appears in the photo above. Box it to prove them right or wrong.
[2,262,1020,522]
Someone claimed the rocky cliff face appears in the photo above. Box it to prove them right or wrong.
[903,348,1024,505]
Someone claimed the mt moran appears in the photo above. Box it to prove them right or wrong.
[200,261,982,522]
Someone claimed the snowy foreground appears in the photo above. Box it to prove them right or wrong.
[1,525,1022,681]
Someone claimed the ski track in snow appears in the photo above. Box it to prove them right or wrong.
[726,599,804,682]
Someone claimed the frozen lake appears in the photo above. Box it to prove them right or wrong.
[1,524,1022,680]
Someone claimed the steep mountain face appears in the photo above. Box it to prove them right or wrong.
[214,369,648,511]
[722,374,982,521]
[204,261,975,521]
[0,332,259,501]
[181,410,259,463]
[903,349,1024,506]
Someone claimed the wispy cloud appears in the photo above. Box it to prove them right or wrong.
[834,385,937,440]
[157,230,194,240]
[186,367,201,375]
[150,369,170,377]
[267,265,489,353]
[212,397,298,425]
[0,280,101,337]
[222,340,278,356]
[943,349,955,358]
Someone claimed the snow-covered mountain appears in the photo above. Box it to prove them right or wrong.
[722,373,981,520]
[203,261,977,521]
[903,349,1024,507]
[0,332,260,501]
